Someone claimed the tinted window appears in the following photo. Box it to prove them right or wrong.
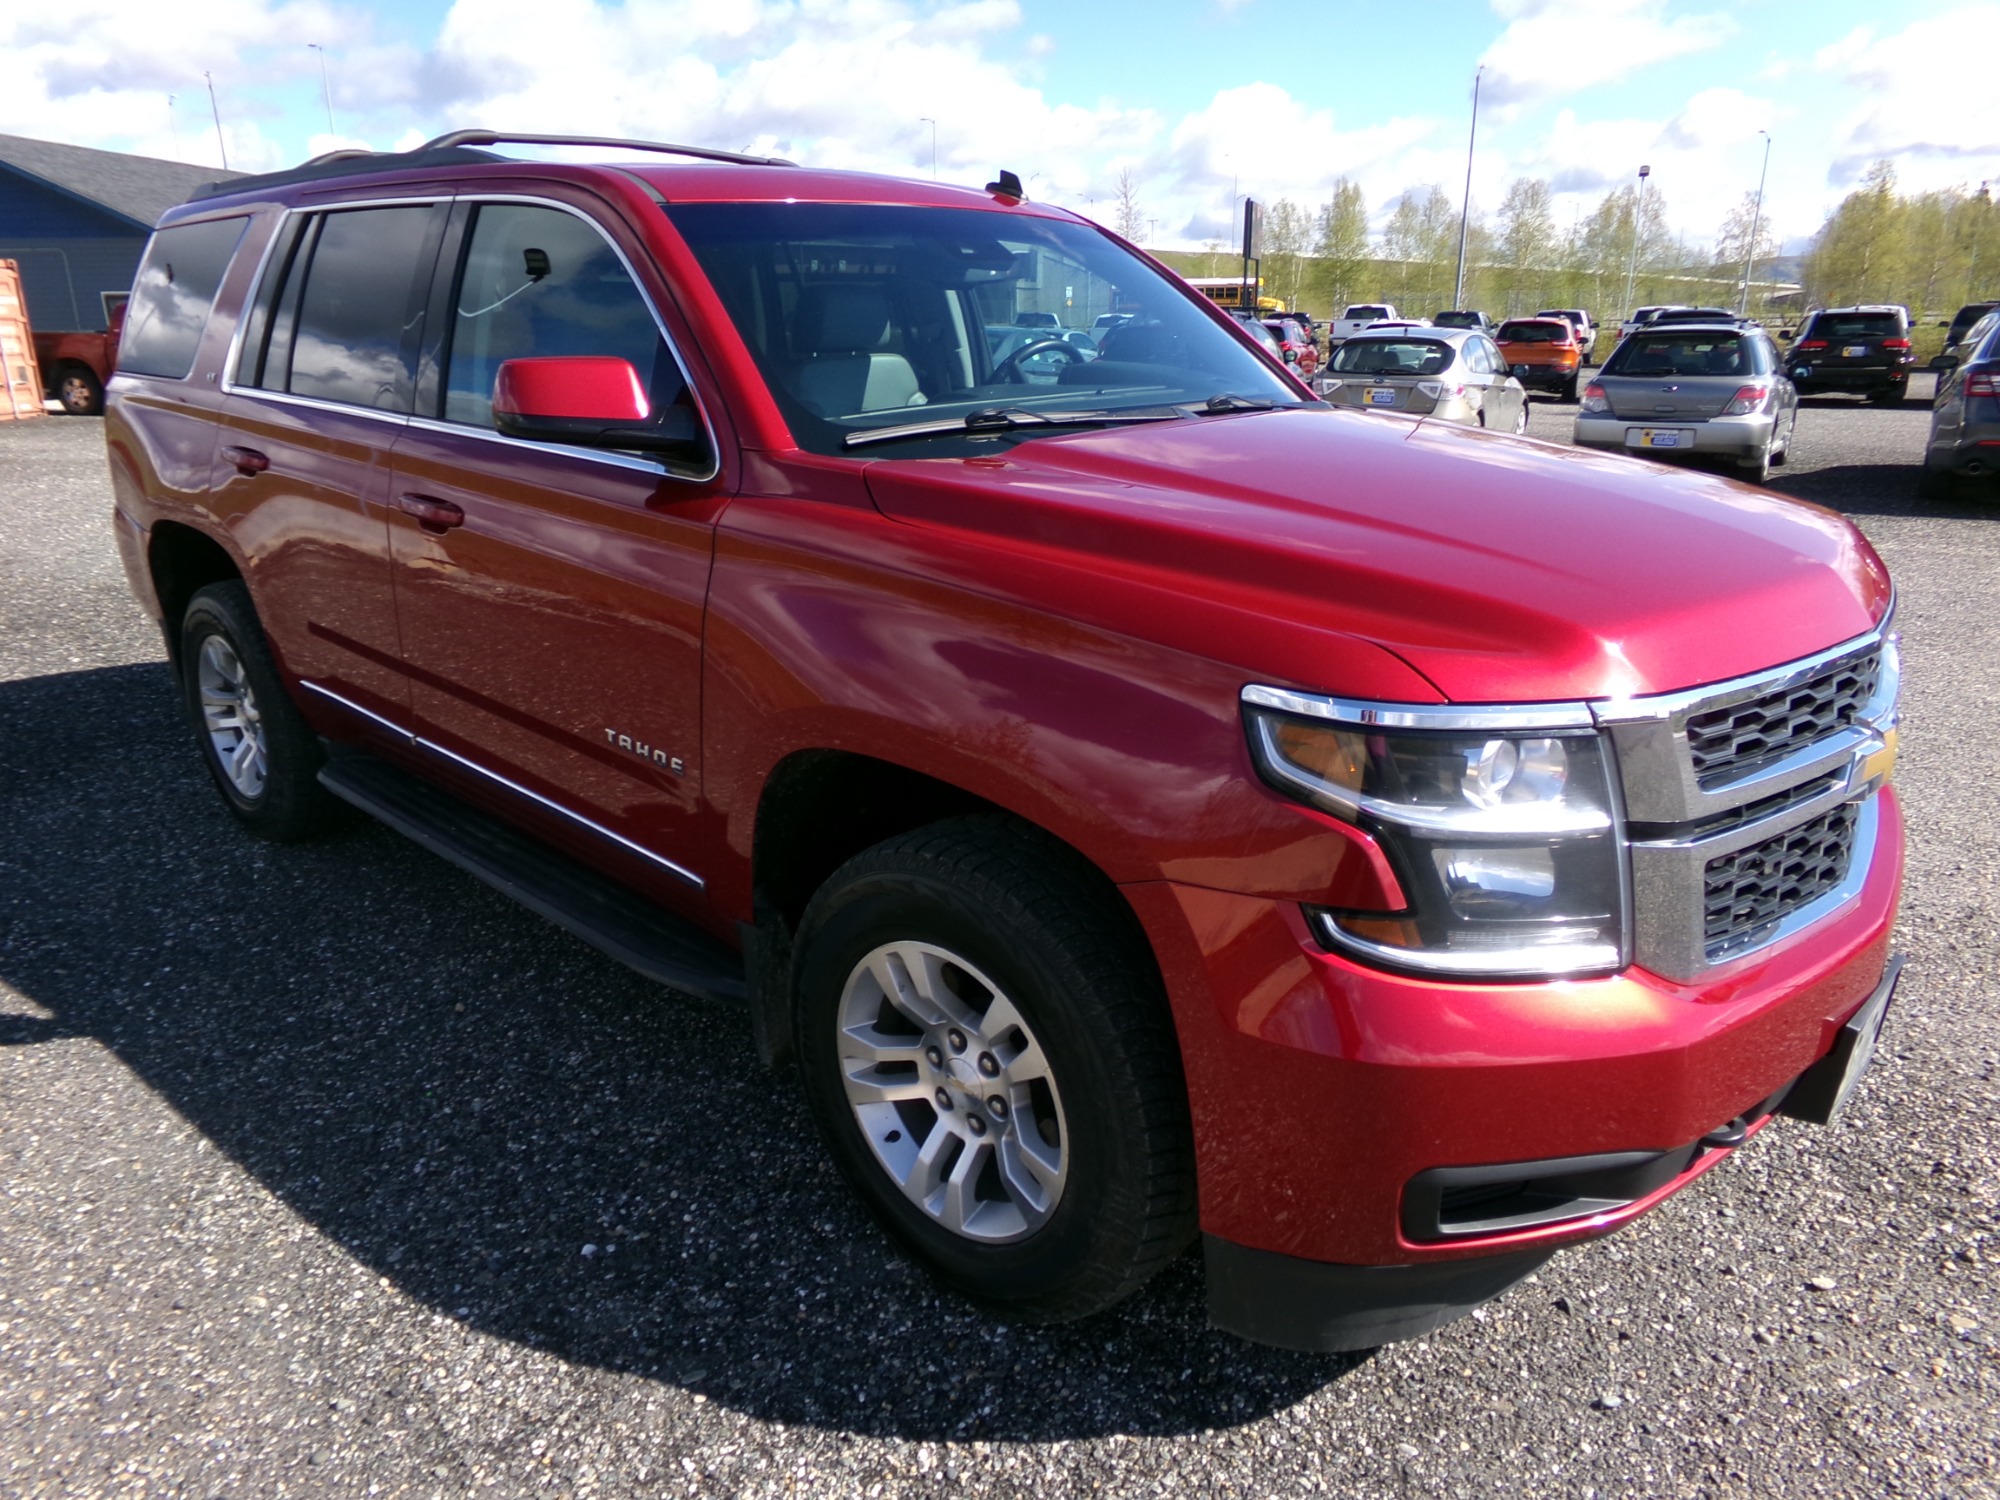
[270,207,434,409]
[1345,306,1390,319]
[1605,331,1763,377]
[1805,312,1901,340]
[1497,321,1569,343]
[120,217,249,379]
[445,204,679,430]
[1331,338,1453,376]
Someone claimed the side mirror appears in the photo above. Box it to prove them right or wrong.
[492,357,708,463]
[1932,355,1959,373]
[1938,319,1950,327]
[1777,329,1793,342]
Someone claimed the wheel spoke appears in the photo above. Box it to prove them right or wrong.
[839,1021,925,1066]
[839,1063,932,1107]
[909,1115,957,1202]
[937,1132,990,1237]
[866,947,943,1030]
[997,1133,1060,1221]
[979,993,1050,1080]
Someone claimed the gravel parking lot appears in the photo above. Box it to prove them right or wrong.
[3,388,1996,1498]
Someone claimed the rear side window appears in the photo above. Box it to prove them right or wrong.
[241,205,437,411]
[119,217,249,379]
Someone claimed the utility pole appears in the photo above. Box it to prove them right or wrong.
[1452,65,1484,311]
[1738,131,1772,317]
[204,72,228,170]
[308,44,335,135]
[1622,164,1650,317]
[919,118,936,178]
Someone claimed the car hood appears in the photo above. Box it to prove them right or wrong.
[860,406,1890,704]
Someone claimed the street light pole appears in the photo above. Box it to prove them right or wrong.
[919,117,936,178]
[1622,164,1651,318]
[308,44,335,136]
[1738,131,1772,317]
[204,71,228,170]
[1452,65,1484,312]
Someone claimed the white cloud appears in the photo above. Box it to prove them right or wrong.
[1479,0,1735,108]
[1814,4,2000,188]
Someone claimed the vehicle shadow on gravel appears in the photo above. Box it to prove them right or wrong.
[1768,462,1991,521]
[0,662,1364,1440]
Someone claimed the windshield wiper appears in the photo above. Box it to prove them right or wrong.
[843,405,1183,449]
[1196,392,1281,413]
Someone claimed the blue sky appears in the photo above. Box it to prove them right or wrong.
[5,0,1994,256]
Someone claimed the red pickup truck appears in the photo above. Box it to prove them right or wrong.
[35,301,123,415]
[103,133,1904,1353]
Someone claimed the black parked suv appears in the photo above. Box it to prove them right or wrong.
[1785,305,1916,404]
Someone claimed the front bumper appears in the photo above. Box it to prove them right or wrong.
[1575,411,1776,462]
[1124,785,1903,1340]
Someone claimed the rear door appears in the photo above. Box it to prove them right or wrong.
[384,190,729,900]
[214,197,446,728]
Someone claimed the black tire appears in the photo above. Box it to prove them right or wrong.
[1868,382,1906,407]
[1739,441,1772,485]
[178,581,346,841]
[793,818,1196,1323]
[1561,373,1579,403]
[55,364,103,416]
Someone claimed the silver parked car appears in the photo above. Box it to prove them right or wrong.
[1920,309,2000,500]
[1317,326,1528,432]
[1573,322,1797,482]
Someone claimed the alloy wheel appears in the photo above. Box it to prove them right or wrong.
[196,634,268,799]
[835,940,1068,1243]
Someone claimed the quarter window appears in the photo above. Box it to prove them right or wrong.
[120,217,249,379]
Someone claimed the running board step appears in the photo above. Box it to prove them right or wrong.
[319,753,747,1004]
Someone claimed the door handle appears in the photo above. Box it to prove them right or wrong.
[397,493,466,534]
[222,445,269,476]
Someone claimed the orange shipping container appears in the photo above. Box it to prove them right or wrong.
[0,260,47,421]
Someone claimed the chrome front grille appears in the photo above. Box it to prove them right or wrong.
[1600,618,1897,981]
[1703,802,1860,961]
[1685,647,1880,790]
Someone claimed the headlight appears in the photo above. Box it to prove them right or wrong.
[1244,695,1627,979]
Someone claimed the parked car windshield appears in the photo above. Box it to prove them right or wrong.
[665,202,1302,454]
[1330,337,1454,376]
[1432,312,1481,328]
[1602,330,1768,378]
[1496,320,1569,344]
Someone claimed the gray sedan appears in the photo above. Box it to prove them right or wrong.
[1573,322,1797,482]
[1316,327,1528,432]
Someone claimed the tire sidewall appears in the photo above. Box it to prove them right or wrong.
[794,861,1149,1312]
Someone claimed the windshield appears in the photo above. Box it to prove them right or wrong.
[665,202,1302,454]
[1497,321,1569,344]
[1603,330,1767,377]
[1330,338,1454,376]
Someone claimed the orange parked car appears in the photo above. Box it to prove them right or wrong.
[1495,317,1583,402]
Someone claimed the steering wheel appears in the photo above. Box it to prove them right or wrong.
[991,337,1087,383]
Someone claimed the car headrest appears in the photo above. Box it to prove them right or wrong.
[796,286,892,355]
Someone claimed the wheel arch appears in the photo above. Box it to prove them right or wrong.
[149,522,245,670]
[743,747,1164,1068]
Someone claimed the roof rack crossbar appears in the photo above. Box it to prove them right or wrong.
[418,130,796,169]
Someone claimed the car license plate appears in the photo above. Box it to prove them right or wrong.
[1634,428,1690,448]
[1844,344,1869,358]
[1367,387,1397,406]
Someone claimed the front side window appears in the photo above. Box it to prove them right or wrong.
[444,203,689,433]
[667,201,1302,456]
[120,217,249,379]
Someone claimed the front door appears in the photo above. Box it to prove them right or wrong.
[386,197,729,897]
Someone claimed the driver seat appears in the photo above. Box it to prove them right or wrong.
[787,286,926,416]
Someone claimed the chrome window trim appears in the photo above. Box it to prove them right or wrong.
[403,413,671,478]
[214,385,415,430]
[219,194,448,404]
[1240,684,1595,732]
[218,192,722,485]
[300,680,704,889]
[430,192,721,485]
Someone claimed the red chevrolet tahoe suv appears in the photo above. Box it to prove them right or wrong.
[104,132,1905,1353]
